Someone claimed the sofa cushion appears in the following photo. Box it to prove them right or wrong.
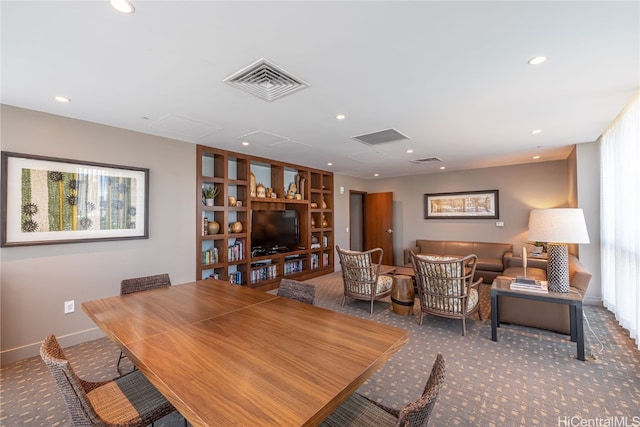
[476,257,505,272]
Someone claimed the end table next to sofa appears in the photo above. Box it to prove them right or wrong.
[491,277,586,361]
[491,277,584,361]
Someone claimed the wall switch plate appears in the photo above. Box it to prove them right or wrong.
[495,221,505,227]
[64,300,75,314]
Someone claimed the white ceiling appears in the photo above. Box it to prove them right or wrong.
[2,1,638,179]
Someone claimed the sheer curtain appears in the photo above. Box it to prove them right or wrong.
[600,93,640,350]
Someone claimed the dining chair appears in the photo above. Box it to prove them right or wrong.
[277,278,316,304]
[40,334,176,427]
[321,353,446,426]
[410,252,482,336]
[117,273,171,372]
[336,245,393,313]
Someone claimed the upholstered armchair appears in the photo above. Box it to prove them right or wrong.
[336,246,394,313]
[410,252,483,336]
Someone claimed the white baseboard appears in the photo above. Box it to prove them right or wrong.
[1,328,105,366]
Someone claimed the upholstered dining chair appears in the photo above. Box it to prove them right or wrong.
[321,353,446,426]
[277,278,317,304]
[117,273,171,372]
[336,245,394,314]
[40,334,176,427]
[410,252,482,336]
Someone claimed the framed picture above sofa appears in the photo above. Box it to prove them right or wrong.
[424,189,499,219]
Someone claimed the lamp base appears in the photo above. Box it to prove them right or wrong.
[547,243,570,293]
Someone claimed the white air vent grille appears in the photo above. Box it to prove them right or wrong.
[223,58,310,102]
[351,128,410,145]
[410,157,443,165]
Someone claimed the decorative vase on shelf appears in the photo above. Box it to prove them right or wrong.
[205,199,214,207]
[322,215,329,228]
[250,172,257,197]
[311,216,316,227]
[207,221,220,235]
[322,198,327,209]
[310,202,318,208]
[231,221,243,233]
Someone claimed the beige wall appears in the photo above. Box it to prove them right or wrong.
[0,106,196,364]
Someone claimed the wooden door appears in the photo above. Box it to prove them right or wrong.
[364,192,394,265]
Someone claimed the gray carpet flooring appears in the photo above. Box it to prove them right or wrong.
[2,272,639,426]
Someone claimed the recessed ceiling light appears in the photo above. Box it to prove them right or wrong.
[528,56,547,65]
[110,0,135,14]
[54,96,70,103]
[327,162,333,166]
[374,173,379,177]
[533,155,541,160]
[406,149,414,154]
[440,166,446,170]
[531,129,542,134]
[336,114,345,120]
[241,141,249,146]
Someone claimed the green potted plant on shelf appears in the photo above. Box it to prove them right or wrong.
[202,185,219,206]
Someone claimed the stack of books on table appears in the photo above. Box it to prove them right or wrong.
[510,278,549,294]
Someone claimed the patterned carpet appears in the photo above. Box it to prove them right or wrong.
[2,272,639,426]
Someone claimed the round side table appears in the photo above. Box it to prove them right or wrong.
[391,275,415,315]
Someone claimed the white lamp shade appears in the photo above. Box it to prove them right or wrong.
[528,208,590,244]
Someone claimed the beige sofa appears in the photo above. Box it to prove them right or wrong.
[500,254,592,334]
[404,239,513,284]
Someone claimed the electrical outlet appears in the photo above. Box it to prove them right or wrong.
[64,300,75,314]
[495,221,505,227]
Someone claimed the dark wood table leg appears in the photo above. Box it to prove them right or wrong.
[570,305,577,342]
[491,292,499,341]
[575,303,585,361]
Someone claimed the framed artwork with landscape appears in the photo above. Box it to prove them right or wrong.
[1,152,149,247]
[424,189,499,219]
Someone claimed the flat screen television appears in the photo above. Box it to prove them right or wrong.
[251,209,299,251]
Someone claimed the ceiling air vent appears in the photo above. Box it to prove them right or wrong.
[223,58,310,102]
[351,128,410,146]
[410,157,443,165]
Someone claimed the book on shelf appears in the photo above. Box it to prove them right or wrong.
[202,247,219,265]
[510,278,548,294]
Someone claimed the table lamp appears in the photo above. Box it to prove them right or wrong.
[527,208,590,292]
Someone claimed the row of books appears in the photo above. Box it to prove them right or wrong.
[284,259,303,275]
[310,253,330,269]
[228,271,242,285]
[509,278,549,294]
[228,239,245,261]
[202,248,219,265]
[250,264,278,283]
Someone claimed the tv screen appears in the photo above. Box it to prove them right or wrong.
[251,210,299,250]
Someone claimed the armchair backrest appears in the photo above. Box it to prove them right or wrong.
[336,246,384,296]
[397,353,446,426]
[40,335,99,425]
[410,252,478,314]
[120,273,171,295]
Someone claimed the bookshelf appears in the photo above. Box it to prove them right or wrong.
[196,145,334,291]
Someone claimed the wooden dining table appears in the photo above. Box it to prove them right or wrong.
[82,279,409,426]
